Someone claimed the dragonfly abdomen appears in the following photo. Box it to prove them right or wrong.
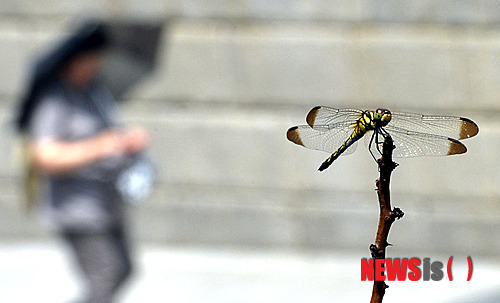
[318,132,364,171]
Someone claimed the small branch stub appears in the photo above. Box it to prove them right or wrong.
[370,135,404,303]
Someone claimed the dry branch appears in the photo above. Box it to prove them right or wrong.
[369,135,404,303]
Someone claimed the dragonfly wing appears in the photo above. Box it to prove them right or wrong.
[306,106,363,128]
[384,125,467,157]
[287,121,354,154]
[390,111,478,140]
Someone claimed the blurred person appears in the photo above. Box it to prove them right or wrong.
[16,22,152,303]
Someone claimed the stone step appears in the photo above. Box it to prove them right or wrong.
[0,103,494,198]
[1,182,498,255]
[1,19,500,111]
[1,1,499,24]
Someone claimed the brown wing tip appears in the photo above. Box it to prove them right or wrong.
[306,106,321,127]
[447,138,467,155]
[459,117,479,139]
[287,126,304,146]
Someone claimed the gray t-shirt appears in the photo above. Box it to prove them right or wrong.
[29,80,127,232]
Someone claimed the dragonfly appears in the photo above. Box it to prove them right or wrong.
[287,106,479,171]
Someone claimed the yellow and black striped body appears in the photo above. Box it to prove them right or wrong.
[317,131,360,171]
[317,109,392,171]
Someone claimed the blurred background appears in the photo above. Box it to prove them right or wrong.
[0,1,499,302]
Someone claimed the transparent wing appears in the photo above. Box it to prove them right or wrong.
[379,125,467,158]
[306,106,363,128]
[287,121,357,154]
[390,111,478,140]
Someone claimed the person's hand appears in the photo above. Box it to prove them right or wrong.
[97,127,150,157]
[121,126,151,155]
[96,129,127,157]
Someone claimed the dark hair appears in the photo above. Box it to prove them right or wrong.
[17,22,108,132]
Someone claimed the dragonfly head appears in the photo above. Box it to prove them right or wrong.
[374,108,392,125]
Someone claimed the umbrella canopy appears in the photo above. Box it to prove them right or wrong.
[99,22,163,100]
[16,20,164,132]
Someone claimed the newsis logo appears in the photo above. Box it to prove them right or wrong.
[361,257,473,281]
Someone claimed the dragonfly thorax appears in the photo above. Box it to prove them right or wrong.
[358,108,392,132]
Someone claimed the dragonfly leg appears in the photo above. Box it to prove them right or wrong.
[375,128,393,155]
[368,131,378,161]
[379,127,390,139]
[378,127,396,155]
[375,130,384,155]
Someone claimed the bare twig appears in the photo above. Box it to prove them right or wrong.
[369,135,404,303]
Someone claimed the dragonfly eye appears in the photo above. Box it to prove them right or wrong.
[375,108,391,124]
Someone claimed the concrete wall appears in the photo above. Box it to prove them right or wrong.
[0,1,499,256]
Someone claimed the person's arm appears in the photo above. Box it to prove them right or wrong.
[31,127,150,175]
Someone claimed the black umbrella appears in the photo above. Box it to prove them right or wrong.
[16,20,164,132]
[99,21,164,100]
